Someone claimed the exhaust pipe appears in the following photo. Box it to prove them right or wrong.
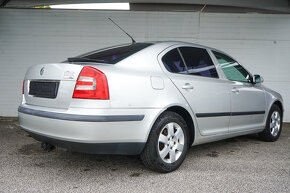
[41,142,55,152]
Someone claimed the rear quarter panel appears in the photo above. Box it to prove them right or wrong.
[95,44,190,110]
[92,45,198,142]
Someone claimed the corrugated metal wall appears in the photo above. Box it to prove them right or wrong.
[0,9,289,121]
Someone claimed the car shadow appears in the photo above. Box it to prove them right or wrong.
[17,132,263,177]
[186,134,262,159]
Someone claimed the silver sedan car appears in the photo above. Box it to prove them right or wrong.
[19,41,284,172]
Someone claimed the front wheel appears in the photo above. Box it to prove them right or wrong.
[259,104,283,142]
[141,111,188,173]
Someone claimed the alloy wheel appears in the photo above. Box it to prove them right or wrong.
[158,122,185,163]
[270,111,281,137]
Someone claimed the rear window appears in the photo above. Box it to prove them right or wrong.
[162,48,187,74]
[80,43,152,64]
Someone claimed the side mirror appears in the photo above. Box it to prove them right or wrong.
[253,74,264,84]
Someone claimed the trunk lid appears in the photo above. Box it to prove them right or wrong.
[24,63,83,109]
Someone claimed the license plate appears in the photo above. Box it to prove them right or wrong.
[29,81,60,99]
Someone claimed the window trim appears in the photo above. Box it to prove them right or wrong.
[177,47,188,73]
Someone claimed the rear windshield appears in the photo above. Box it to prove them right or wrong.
[77,43,152,64]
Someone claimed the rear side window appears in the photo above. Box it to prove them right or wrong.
[162,48,187,74]
[179,47,218,78]
[81,43,152,64]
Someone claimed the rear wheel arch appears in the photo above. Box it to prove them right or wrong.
[149,106,195,148]
[166,106,195,147]
[141,111,189,172]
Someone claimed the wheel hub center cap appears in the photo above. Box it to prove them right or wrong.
[169,140,174,147]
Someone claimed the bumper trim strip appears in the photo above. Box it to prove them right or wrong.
[18,106,145,122]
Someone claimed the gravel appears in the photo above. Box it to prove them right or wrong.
[0,118,289,193]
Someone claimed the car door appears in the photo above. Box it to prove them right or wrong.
[159,46,231,136]
[211,50,266,132]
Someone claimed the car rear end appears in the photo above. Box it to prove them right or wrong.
[18,43,166,155]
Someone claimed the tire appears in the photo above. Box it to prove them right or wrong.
[141,111,188,173]
[259,104,283,142]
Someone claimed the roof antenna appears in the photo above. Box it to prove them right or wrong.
[108,18,136,44]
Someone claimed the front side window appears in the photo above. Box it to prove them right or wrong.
[179,47,219,78]
[162,48,187,74]
[212,51,251,82]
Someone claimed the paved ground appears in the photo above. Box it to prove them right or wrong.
[0,118,289,193]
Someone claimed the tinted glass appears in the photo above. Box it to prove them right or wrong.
[162,48,187,74]
[212,51,251,82]
[81,43,152,64]
[179,47,218,78]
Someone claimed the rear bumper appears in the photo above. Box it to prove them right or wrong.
[26,130,145,155]
[18,105,163,155]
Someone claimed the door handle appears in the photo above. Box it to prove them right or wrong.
[182,83,194,90]
[231,87,239,93]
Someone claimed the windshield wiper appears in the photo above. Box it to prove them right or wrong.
[67,57,106,63]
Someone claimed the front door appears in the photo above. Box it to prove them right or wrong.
[212,50,266,132]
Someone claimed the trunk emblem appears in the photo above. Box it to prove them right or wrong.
[40,67,45,76]
[63,70,74,79]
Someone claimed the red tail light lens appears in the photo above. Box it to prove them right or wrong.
[73,66,109,100]
[22,80,25,94]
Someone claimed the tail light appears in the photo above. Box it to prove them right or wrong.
[22,80,25,94]
[73,66,109,100]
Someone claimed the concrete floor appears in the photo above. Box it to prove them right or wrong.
[0,118,289,193]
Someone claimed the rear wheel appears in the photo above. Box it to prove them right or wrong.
[259,104,282,142]
[141,111,188,173]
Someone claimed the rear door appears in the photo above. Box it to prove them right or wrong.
[211,51,266,132]
[159,46,231,136]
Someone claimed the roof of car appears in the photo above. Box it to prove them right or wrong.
[141,41,219,51]
[97,41,220,54]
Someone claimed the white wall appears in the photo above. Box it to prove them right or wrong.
[0,9,289,121]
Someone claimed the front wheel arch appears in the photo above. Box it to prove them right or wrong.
[273,100,283,117]
[259,104,283,142]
